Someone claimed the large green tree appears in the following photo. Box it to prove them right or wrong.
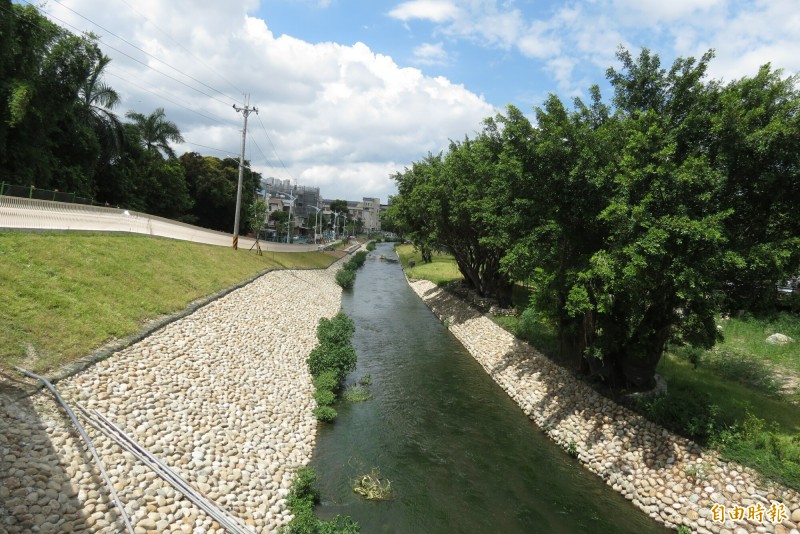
[0,4,106,194]
[393,133,515,306]
[711,65,800,312]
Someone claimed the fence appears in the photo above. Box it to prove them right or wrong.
[0,182,101,206]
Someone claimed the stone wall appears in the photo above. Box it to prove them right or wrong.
[407,278,800,534]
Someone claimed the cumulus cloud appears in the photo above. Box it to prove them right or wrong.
[412,42,451,66]
[41,0,495,203]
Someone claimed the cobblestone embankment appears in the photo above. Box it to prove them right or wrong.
[1,266,343,533]
[408,278,800,534]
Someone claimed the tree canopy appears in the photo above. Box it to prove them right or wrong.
[393,47,800,388]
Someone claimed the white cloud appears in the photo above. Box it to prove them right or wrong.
[412,42,450,66]
[42,0,495,203]
[388,0,459,23]
[389,0,799,105]
[612,0,725,23]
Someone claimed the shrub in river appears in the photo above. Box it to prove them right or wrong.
[350,251,368,268]
[317,313,355,345]
[306,312,357,423]
[313,406,338,422]
[335,268,356,289]
[283,467,360,533]
[307,343,357,383]
[366,242,376,251]
[314,388,336,406]
[313,370,340,393]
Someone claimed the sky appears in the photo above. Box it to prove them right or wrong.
[34,0,800,203]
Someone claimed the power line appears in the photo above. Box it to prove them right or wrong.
[112,0,245,97]
[46,0,240,104]
[105,70,235,126]
[256,114,294,182]
[19,0,235,107]
[183,140,238,157]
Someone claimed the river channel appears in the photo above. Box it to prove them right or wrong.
[311,242,667,533]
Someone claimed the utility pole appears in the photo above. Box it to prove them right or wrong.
[232,96,258,249]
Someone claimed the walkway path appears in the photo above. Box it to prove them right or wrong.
[408,278,800,534]
[1,265,342,533]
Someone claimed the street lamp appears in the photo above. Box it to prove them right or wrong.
[275,192,296,244]
[309,205,322,244]
[333,211,342,241]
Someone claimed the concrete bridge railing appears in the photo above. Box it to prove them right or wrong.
[0,196,320,252]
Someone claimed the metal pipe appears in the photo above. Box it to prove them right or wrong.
[14,367,135,534]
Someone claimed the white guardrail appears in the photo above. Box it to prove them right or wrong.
[0,196,321,252]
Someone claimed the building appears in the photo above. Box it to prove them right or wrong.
[320,197,381,235]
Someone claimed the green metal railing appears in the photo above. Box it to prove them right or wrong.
[0,182,95,205]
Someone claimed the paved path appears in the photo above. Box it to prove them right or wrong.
[408,278,800,534]
[1,264,343,533]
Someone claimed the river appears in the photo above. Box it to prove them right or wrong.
[311,242,667,533]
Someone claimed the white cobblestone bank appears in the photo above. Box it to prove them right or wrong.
[1,267,342,533]
[408,278,800,534]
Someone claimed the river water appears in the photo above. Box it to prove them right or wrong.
[311,243,667,533]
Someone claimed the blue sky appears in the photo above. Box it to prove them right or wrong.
[41,0,799,203]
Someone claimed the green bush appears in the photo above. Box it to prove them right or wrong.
[317,313,355,345]
[313,370,340,393]
[314,388,336,406]
[288,467,319,507]
[307,343,357,382]
[283,467,360,533]
[366,242,376,252]
[335,268,356,289]
[351,251,368,268]
[634,388,721,444]
[313,406,338,422]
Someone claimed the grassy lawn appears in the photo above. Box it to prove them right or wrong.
[1,231,337,373]
[397,249,800,490]
[395,243,463,285]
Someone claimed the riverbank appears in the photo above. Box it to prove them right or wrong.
[407,278,800,534]
[0,264,343,533]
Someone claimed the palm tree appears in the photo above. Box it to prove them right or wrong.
[125,107,184,159]
[79,53,125,170]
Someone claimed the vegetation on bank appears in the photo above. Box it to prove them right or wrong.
[335,251,368,289]
[395,244,462,286]
[282,467,360,534]
[307,312,357,422]
[0,231,337,373]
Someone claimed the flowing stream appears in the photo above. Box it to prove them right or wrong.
[311,243,667,533]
